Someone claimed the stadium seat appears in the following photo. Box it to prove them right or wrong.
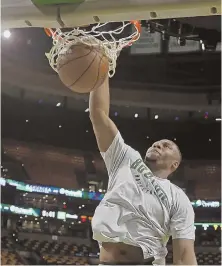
[1,249,23,265]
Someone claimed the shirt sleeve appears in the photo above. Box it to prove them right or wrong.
[100,131,128,178]
[170,191,195,240]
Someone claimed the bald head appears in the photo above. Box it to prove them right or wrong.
[145,139,182,175]
[164,139,182,165]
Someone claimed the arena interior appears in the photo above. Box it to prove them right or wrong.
[1,1,221,265]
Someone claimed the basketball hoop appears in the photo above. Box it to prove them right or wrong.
[44,21,141,77]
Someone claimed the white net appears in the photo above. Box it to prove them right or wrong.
[45,21,140,77]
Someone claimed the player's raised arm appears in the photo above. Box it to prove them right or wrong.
[89,76,118,152]
[89,77,129,180]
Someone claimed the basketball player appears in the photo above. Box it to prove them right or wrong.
[90,77,197,265]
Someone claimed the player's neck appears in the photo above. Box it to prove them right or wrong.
[151,169,169,179]
[145,161,169,179]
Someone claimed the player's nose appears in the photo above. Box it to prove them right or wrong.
[153,142,162,150]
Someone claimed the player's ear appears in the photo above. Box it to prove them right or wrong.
[171,161,179,172]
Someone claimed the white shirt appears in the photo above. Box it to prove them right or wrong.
[92,132,195,264]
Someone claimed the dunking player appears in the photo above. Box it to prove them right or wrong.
[90,77,197,265]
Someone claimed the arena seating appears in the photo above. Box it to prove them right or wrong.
[1,249,24,265]
[1,161,30,181]
[42,254,89,265]
[21,238,91,256]
[166,251,221,265]
[21,238,91,265]
[167,227,221,248]
[1,236,15,249]
[196,252,221,265]
[1,234,221,265]
[184,161,221,200]
[1,236,90,265]
[200,235,221,247]
[3,139,85,188]
[1,236,23,265]
[3,137,221,199]
[196,227,221,247]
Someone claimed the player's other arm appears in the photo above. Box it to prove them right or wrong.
[89,76,118,152]
[172,239,197,265]
[170,192,197,265]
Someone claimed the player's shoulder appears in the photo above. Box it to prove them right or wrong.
[114,131,142,163]
[170,182,191,203]
[170,182,184,193]
[169,183,193,217]
[126,144,141,160]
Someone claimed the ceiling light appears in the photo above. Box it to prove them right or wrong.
[200,40,205,51]
[154,115,159,119]
[3,30,11,38]
[134,113,138,118]
[56,102,61,107]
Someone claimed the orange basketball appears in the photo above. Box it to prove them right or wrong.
[57,44,109,93]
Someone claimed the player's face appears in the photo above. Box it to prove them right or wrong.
[145,139,180,171]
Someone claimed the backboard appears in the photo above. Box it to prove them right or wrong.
[1,0,221,29]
